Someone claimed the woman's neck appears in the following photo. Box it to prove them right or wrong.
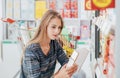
[42,39,50,44]
[40,40,51,55]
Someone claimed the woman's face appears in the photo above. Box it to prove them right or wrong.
[47,17,62,40]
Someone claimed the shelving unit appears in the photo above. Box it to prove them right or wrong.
[1,0,118,78]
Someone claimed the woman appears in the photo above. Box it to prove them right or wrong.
[20,10,78,78]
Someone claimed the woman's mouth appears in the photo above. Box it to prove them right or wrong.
[53,35,58,38]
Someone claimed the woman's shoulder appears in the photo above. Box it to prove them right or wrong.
[25,43,40,51]
[24,43,41,60]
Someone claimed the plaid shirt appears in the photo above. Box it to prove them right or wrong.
[22,40,69,78]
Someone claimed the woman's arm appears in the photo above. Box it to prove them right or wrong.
[55,40,69,66]
[54,40,78,78]
[22,47,41,78]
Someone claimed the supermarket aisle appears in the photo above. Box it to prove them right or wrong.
[0,0,120,78]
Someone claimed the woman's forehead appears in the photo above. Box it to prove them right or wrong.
[49,18,62,26]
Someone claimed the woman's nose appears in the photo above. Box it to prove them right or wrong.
[55,28,60,33]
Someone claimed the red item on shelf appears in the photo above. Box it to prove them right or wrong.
[71,10,78,18]
[64,10,71,18]
[64,0,71,10]
[103,69,108,74]
[0,18,15,24]
[49,0,56,10]
[71,0,78,10]
[6,18,15,24]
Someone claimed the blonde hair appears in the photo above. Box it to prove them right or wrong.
[30,9,64,44]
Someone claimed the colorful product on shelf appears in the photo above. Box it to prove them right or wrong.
[64,10,72,18]
[80,20,90,39]
[64,0,71,10]
[71,0,78,10]
[71,10,78,18]
[49,0,56,10]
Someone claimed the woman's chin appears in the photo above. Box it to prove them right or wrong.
[51,38,56,40]
[51,37,57,40]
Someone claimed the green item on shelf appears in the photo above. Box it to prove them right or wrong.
[77,41,86,44]
[61,26,70,41]
[2,40,17,44]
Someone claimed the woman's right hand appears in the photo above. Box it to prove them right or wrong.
[54,64,71,78]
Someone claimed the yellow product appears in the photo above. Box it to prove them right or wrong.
[35,0,48,19]
[63,45,74,57]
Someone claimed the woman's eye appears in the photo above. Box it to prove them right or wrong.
[52,26,56,28]
[59,27,62,29]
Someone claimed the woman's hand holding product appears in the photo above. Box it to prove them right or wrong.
[54,63,78,78]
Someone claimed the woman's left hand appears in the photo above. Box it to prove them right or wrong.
[66,63,78,77]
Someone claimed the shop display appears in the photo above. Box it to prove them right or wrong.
[2,0,117,78]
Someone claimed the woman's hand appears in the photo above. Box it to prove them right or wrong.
[54,63,78,78]
[67,63,78,76]
[54,64,70,78]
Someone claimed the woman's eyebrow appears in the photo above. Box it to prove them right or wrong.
[51,24,57,26]
[51,24,61,27]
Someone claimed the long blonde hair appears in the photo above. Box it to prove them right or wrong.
[30,9,64,44]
